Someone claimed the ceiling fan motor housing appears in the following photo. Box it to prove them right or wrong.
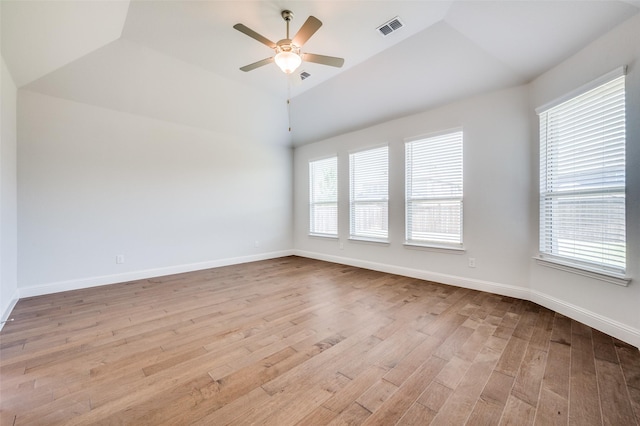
[277,41,300,54]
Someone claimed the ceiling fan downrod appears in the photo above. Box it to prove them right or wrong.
[282,10,294,39]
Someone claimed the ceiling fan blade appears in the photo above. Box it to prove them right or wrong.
[233,24,277,49]
[240,57,274,72]
[292,16,322,47]
[302,53,344,68]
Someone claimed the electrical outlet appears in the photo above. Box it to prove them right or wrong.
[254,240,260,248]
[468,257,476,268]
[339,242,344,250]
[116,255,125,264]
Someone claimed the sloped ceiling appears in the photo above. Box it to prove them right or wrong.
[1,0,130,87]
[2,1,638,146]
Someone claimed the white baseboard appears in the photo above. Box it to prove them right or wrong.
[0,289,20,332]
[294,250,640,349]
[17,250,295,299]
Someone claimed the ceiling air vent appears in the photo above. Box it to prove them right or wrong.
[300,71,311,81]
[377,16,404,37]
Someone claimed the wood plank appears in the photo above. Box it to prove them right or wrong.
[626,385,640,424]
[382,335,441,386]
[397,402,437,425]
[479,370,514,406]
[534,387,568,426]
[457,323,498,362]
[466,369,515,425]
[592,329,619,364]
[466,398,505,426]
[494,336,528,377]
[617,342,640,390]
[433,355,472,390]
[360,355,447,425]
[294,405,337,426]
[328,401,372,425]
[545,318,573,391]
[321,365,388,414]
[511,306,539,342]
[416,381,453,413]
[511,347,547,406]
[432,325,475,360]
[534,339,570,425]
[500,395,536,425]
[568,330,602,425]
[355,379,398,413]
[190,387,271,425]
[528,308,554,351]
[595,358,637,425]
[337,328,427,380]
[430,346,503,425]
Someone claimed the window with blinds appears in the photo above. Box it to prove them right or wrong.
[405,131,463,247]
[309,157,338,236]
[349,146,389,241]
[538,69,626,275]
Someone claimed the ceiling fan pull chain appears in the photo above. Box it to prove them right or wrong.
[287,82,292,132]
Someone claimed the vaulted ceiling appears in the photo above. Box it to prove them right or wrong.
[2,1,639,146]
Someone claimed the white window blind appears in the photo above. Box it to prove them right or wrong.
[350,146,389,241]
[538,71,626,275]
[405,131,463,247]
[309,157,338,236]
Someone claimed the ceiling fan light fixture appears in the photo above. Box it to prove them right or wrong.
[235,11,343,74]
[275,44,302,74]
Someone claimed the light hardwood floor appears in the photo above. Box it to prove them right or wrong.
[1,256,639,425]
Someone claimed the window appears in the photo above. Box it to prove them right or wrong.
[538,68,626,276]
[309,157,338,236]
[350,146,388,241]
[405,131,463,247]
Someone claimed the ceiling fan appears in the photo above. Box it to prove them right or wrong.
[233,10,344,75]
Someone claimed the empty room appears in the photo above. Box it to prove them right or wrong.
[1,1,639,424]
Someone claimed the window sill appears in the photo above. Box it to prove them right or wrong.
[404,242,465,254]
[308,233,339,240]
[533,256,631,287]
[348,237,390,246]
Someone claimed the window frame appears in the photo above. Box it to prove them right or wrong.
[404,129,464,250]
[349,145,389,243]
[309,156,338,238]
[536,67,629,283]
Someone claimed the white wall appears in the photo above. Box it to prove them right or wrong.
[1,54,19,324]
[294,85,532,299]
[17,90,293,294]
[528,14,640,344]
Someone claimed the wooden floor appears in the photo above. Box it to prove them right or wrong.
[1,256,639,425]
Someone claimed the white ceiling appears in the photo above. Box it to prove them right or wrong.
[2,1,639,146]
